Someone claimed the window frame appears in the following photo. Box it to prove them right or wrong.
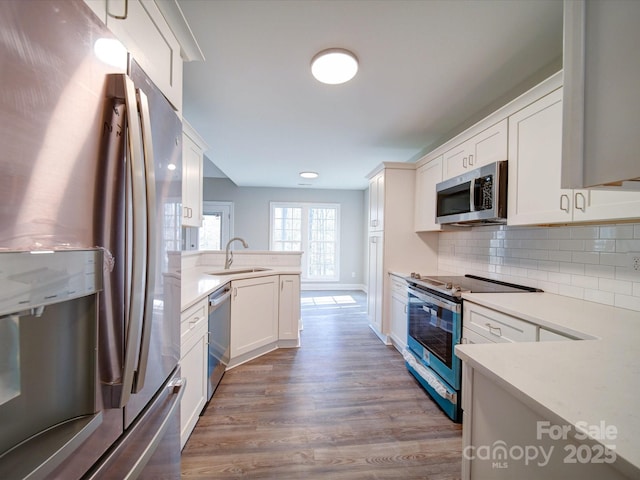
[269,202,340,282]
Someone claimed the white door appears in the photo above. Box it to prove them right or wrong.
[199,202,233,250]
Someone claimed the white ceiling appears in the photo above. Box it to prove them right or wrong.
[178,0,563,190]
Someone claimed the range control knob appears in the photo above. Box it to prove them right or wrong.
[451,284,461,293]
[444,282,453,289]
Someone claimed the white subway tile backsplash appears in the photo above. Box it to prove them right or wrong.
[584,289,614,306]
[585,264,615,279]
[559,262,585,275]
[437,222,640,311]
[559,239,585,251]
[571,251,600,265]
[614,294,640,311]
[598,278,633,295]
[600,225,633,239]
[584,239,616,252]
[570,226,599,239]
[571,275,599,289]
[558,284,584,299]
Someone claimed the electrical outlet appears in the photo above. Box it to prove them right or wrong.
[629,252,640,272]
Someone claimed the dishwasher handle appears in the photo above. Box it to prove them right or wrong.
[209,288,231,311]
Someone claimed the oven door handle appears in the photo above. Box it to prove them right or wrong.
[408,286,460,312]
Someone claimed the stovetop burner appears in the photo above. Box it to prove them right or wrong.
[407,273,542,298]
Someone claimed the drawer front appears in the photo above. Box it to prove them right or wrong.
[464,302,536,343]
[461,326,494,345]
[181,300,207,344]
[539,328,574,342]
[390,275,408,297]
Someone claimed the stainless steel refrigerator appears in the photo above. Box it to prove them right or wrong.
[0,1,184,478]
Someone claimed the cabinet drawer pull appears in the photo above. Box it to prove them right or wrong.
[468,154,474,166]
[463,157,468,168]
[575,192,586,212]
[485,323,502,336]
[189,316,199,326]
[559,194,570,213]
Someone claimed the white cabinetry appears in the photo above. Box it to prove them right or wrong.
[462,367,626,480]
[366,163,438,342]
[278,275,301,344]
[368,173,384,231]
[182,121,208,227]
[442,119,507,180]
[367,233,384,334]
[414,156,442,232]
[562,0,640,188]
[463,302,537,344]
[179,298,208,450]
[509,88,640,226]
[83,0,183,111]
[389,274,408,352]
[230,276,279,360]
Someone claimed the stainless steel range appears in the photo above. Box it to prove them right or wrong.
[403,274,541,422]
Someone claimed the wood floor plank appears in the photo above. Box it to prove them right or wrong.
[181,291,462,479]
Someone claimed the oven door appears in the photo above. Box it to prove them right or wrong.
[407,285,461,389]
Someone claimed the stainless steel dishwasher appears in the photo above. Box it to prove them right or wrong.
[202,285,231,413]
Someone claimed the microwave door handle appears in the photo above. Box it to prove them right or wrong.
[132,88,156,394]
[119,74,148,408]
[469,178,476,212]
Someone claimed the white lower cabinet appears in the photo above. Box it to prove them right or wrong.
[389,275,408,351]
[462,366,627,480]
[179,298,208,450]
[463,302,537,343]
[230,275,279,360]
[278,275,301,343]
[367,233,384,334]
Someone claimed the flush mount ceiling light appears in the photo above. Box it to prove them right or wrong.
[300,171,319,179]
[311,48,358,85]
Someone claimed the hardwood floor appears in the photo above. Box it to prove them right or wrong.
[181,291,462,479]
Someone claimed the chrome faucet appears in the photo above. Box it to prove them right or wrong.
[224,237,249,269]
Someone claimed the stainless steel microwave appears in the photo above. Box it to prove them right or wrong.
[436,161,508,225]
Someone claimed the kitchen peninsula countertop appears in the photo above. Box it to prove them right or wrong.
[456,292,640,478]
[181,265,301,311]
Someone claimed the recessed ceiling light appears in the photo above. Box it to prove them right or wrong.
[311,48,358,85]
[300,171,319,179]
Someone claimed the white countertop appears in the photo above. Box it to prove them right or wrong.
[456,292,640,477]
[181,266,301,311]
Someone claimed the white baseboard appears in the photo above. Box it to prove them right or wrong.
[301,283,366,291]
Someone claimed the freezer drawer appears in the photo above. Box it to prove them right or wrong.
[85,370,185,479]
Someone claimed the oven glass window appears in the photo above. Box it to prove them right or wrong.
[408,292,455,367]
[437,182,471,217]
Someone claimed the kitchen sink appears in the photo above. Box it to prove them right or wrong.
[208,267,271,276]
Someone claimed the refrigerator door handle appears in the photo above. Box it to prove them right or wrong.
[119,74,149,408]
[132,87,157,393]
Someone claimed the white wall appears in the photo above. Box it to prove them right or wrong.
[203,178,366,287]
[438,223,640,312]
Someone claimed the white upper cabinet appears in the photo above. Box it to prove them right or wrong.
[84,0,184,111]
[508,88,570,225]
[182,121,207,227]
[562,0,640,189]
[509,87,640,226]
[368,173,384,231]
[414,156,442,232]
[443,119,507,180]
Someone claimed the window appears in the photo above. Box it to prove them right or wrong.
[199,201,233,250]
[270,202,340,281]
